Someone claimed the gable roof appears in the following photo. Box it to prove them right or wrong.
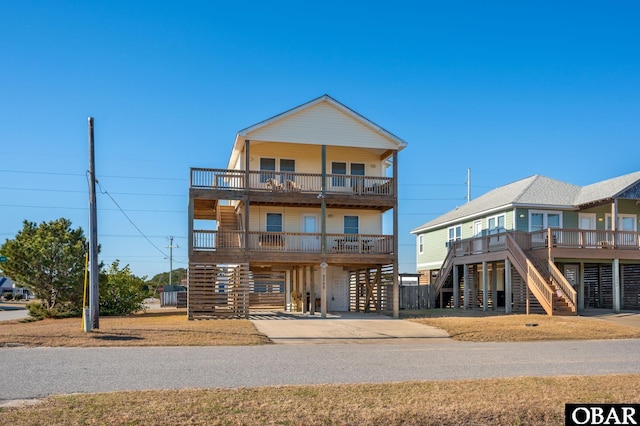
[574,171,640,206]
[411,171,640,234]
[227,95,407,168]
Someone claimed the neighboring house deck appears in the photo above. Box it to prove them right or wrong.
[188,95,406,319]
[412,172,640,315]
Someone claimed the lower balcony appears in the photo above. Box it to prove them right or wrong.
[450,229,640,262]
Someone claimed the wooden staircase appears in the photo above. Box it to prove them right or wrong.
[216,205,242,249]
[527,256,575,316]
[431,232,577,316]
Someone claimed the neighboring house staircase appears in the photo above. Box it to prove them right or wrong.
[432,232,577,316]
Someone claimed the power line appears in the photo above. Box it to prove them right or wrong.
[95,179,168,258]
[0,186,185,197]
[0,169,185,182]
[0,204,183,213]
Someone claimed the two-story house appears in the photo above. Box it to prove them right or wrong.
[187,95,407,319]
[411,172,640,315]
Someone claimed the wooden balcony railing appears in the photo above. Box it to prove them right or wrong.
[190,168,394,196]
[192,230,393,254]
[529,228,640,250]
[449,229,640,258]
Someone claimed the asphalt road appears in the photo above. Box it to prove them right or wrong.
[2,339,639,401]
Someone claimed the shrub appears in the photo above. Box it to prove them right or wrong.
[27,301,81,320]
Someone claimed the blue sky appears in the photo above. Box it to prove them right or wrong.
[1,1,639,279]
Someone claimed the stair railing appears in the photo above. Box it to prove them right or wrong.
[431,244,455,302]
[506,233,554,315]
[548,261,577,313]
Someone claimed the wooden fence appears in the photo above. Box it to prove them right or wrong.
[398,285,432,310]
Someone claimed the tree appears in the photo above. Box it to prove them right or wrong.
[99,260,147,316]
[0,218,86,312]
[146,268,187,288]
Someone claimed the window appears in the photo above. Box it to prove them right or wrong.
[351,163,365,176]
[547,213,560,228]
[344,216,359,234]
[332,162,347,186]
[266,213,282,232]
[487,214,505,235]
[260,158,276,183]
[418,235,424,254]
[447,225,461,247]
[529,211,562,231]
[350,163,366,192]
[280,159,295,182]
[606,214,637,231]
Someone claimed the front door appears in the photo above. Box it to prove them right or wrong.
[302,215,319,251]
[578,213,596,247]
[473,220,483,253]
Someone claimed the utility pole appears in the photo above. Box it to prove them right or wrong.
[166,236,178,286]
[467,168,471,203]
[88,117,99,329]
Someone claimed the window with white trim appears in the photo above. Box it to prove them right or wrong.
[487,214,506,235]
[606,213,638,231]
[332,162,347,187]
[260,158,276,183]
[529,210,562,232]
[266,213,282,232]
[447,225,461,247]
[344,216,359,234]
[418,235,424,254]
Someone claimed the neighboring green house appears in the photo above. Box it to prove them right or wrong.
[411,171,640,315]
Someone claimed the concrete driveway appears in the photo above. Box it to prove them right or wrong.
[580,309,640,329]
[250,311,450,344]
[0,302,29,321]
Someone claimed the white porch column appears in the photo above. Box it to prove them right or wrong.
[505,258,512,314]
[613,259,621,313]
[308,266,315,315]
[463,264,469,310]
[453,265,459,309]
[320,261,327,318]
[482,261,488,311]
[300,267,307,313]
[285,270,291,312]
[579,262,585,311]
[491,262,498,311]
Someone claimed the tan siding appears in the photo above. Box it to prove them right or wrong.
[248,142,385,176]
[245,102,398,150]
[247,206,383,234]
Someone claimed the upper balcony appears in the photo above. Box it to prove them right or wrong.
[190,168,395,210]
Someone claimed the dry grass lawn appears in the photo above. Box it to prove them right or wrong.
[406,311,640,341]
[2,306,640,347]
[0,309,270,347]
[1,375,639,425]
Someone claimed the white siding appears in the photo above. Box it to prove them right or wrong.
[245,102,398,150]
